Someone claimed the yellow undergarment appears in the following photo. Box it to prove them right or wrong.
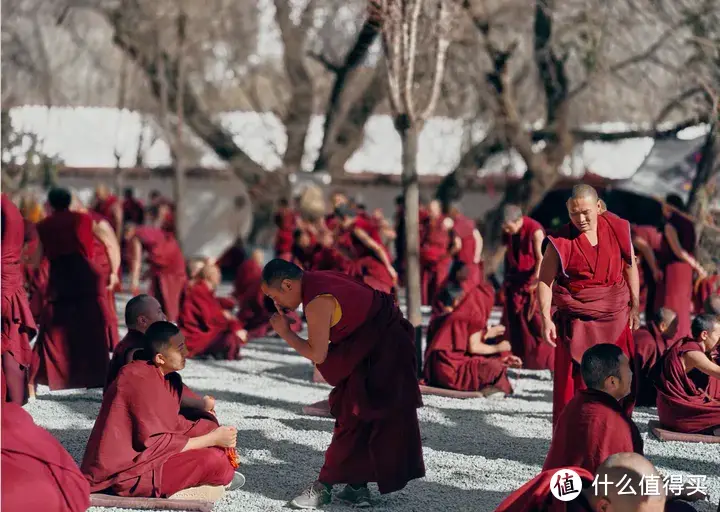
[319,294,342,327]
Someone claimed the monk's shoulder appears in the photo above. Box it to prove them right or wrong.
[601,211,631,232]
[524,217,544,234]
[115,361,158,394]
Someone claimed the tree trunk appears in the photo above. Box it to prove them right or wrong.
[687,118,719,236]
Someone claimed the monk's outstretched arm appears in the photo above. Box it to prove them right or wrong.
[273,296,332,364]
[664,223,706,277]
[632,236,661,278]
[624,244,641,330]
[685,351,720,380]
[532,229,544,279]
[353,228,395,276]
[112,203,123,240]
[538,245,559,346]
[468,333,511,355]
[129,237,143,290]
[472,229,483,263]
[93,220,121,278]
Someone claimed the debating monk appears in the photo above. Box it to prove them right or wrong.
[538,185,640,425]
[447,205,483,291]
[1,194,37,404]
[261,259,424,509]
[29,188,113,392]
[656,314,720,435]
[2,402,90,512]
[82,321,245,498]
[498,204,554,370]
[419,199,452,305]
[634,308,678,406]
[543,344,642,474]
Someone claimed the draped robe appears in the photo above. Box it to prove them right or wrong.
[545,212,635,425]
[22,219,49,323]
[88,210,120,350]
[634,322,672,407]
[631,224,662,320]
[274,207,296,260]
[419,216,451,305]
[93,195,121,234]
[694,274,720,314]
[338,217,394,294]
[450,214,480,291]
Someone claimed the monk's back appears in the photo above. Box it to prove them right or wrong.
[37,210,94,260]
[136,226,185,274]
[301,271,374,342]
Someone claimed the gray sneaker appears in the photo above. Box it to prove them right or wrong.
[289,481,332,509]
[337,484,372,507]
[226,470,246,491]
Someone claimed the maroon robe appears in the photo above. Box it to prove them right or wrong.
[419,216,451,305]
[451,214,481,291]
[31,210,110,390]
[546,212,635,425]
[339,217,394,294]
[105,329,146,391]
[178,280,244,360]
[303,271,425,493]
[2,402,90,512]
[656,213,696,341]
[543,389,643,474]
[23,220,49,323]
[495,467,594,512]
[631,224,662,320]
[274,208,296,260]
[634,322,671,407]
[93,195,121,234]
[122,197,145,225]
[694,274,720,314]
[88,210,120,350]
[135,227,187,322]
[81,361,234,497]
[1,194,37,404]
[423,285,513,394]
[656,338,720,434]
[503,216,554,370]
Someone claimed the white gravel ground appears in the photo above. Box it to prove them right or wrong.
[24,288,720,512]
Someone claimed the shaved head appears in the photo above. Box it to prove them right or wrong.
[571,184,599,202]
[261,259,304,310]
[704,294,720,315]
[125,294,166,332]
[653,307,677,327]
[589,453,666,511]
[502,204,523,224]
[567,185,602,233]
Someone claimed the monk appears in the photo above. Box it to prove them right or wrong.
[634,308,678,406]
[274,198,297,260]
[333,205,397,294]
[2,402,90,512]
[447,204,483,291]
[419,199,452,305]
[82,321,245,497]
[122,187,145,225]
[261,260,425,508]
[695,275,720,314]
[656,194,707,341]
[1,194,37,404]
[539,184,640,425]
[93,184,123,240]
[656,314,720,435]
[105,294,166,390]
[126,223,187,321]
[543,344,642,474]
[179,260,247,360]
[706,295,720,316]
[498,204,554,370]
[19,196,49,323]
[632,224,664,321]
[293,229,348,273]
[29,188,114,392]
[148,190,176,234]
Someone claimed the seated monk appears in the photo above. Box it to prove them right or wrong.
[543,344,642,474]
[497,452,696,512]
[694,274,720,314]
[82,322,245,497]
[423,282,520,396]
[656,314,720,435]
[179,260,247,360]
[261,260,425,509]
[2,402,90,512]
[631,224,663,320]
[634,308,678,406]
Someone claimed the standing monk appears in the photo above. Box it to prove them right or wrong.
[1,194,37,404]
[93,184,123,240]
[656,194,707,341]
[419,199,452,305]
[125,223,187,322]
[29,188,114,392]
[261,260,425,509]
[631,224,664,321]
[122,187,145,225]
[538,185,640,425]
[498,204,554,370]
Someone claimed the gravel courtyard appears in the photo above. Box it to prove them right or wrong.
[24,289,720,512]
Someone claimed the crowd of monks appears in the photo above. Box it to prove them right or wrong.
[1,183,719,511]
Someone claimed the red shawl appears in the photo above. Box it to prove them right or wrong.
[495,467,594,512]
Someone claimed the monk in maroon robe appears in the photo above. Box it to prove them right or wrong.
[29,188,114,392]
[122,187,145,225]
[2,402,90,512]
[1,194,38,404]
[695,274,720,314]
[544,344,642,474]
[634,308,678,406]
[419,199,452,305]
[261,260,424,508]
[82,322,244,497]
[274,198,297,261]
[148,190,177,234]
[631,224,663,321]
[126,224,187,322]
[656,314,720,435]
[447,205,483,291]
[499,204,554,370]
[179,261,246,360]
[22,217,49,323]
[656,194,707,341]
[93,184,123,240]
[538,185,640,426]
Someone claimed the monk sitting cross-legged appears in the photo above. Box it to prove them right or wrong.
[634,308,678,407]
[423,283,520,396]
[543,344,643,475]
[178,260,247,360]
[261,260,425,509]
[538,185,641,426]
[656,314,720,436]
[82,321,246,498]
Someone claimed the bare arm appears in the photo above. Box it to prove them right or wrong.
[538,244,558,322]
[275,296,333,364]
[684,351,720,380]
[181,432,218,452]
[532,229,544,279]
[353,227,393,270]
[624,243,641,330]
[154,204,170,228]
[489,246,507,275]
[450,236,462,256]
[129,237,143,289]
[633,236,661,277]
[112,203,123,240]
[664,224,704,275]
[468,332,511,355]
[93,220,121,276]
[472,229,483,264]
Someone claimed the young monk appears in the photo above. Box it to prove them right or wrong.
[29,188,114,392]
[1,194,38,404]
[497,204,554,370]
[634,308,678,406]
[125,223,187,321]
[93,184,123,240]
[538,184,640,425]
[82,321,245,497]
[179,260,247,360]
[423,282,519,395]
[419,199,452,306]
[543,344,642,474]
[656,314,720,435]
[656,194,707,341]
[632,224,664,321]
[447,204,483,291]
[274,198,297,261]
[261,259,425,509]
[2,402,90,512]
